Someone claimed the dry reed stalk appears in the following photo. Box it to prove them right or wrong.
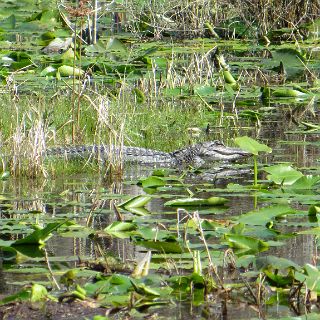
[84,94,126,177]
[10,109,49,178]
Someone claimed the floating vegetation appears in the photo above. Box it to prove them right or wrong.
[0,0,320,319]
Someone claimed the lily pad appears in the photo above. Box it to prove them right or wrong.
[264,164,303,185]
[164,197,228,207]
[234,136,272,155]
[118,195,152,209]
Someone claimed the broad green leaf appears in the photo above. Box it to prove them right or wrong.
[263,47,307,79]
[186,218,225,231]
[133,227,172,241]
[125,207,150,216]
[57,65,84,77]
[234,136,272,155]
[255,255,300,270]
[0,14,16,29]
[194,85,216,96]
[225,234,269,253]
[264,269,294,287]
[30,284,48,302]
[264,164,303,185]
[9,244,44,259]
[308,205,320,216]
[295,264,320,293]
[106,37,127,52]
[164,197,227,207]
[118,195,152,209]
[135,240,184,253]
[288,176,320,189]
[85,274,132,296]
[0,289,30,306]
[130,280,161,296]
[40,66,56,77]
[92,316,109,320]
[140,176,166,189]
[152,169,171,177]
[13,221,66,246]
[61,48,75,60]
[237,204,294,225]
[223,70,237,84]
[271,48,305,64]
[272,88,308,97]
[104,221,137,232]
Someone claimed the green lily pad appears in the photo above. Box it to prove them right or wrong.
[118,195,152,209]
[164,197,228,207]
[264,164,303,185]
[234,136,272,155]
[237,204,294,225]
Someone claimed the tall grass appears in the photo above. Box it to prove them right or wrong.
[124,0,319,37]
[0,89,225,177]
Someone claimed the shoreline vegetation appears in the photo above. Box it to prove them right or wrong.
[0,1,320,319]
[0,0,319,177]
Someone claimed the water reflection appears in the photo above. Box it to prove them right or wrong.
[0,114,320,319]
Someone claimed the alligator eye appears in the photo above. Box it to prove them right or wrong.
[213,140,225,146]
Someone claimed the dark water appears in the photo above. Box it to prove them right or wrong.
[1,105,320,318]
[0,3,320,314]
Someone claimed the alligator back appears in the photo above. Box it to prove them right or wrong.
[45,141,249,166]
[45,144,174,164]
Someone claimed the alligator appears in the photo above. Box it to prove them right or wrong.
[45,141,249,167]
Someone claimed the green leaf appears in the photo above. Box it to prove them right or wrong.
[308,205,320,216]
[288,175,320,189]
[264,164,303,185]
[262,47,307,79]
[140,176,166,189]
[295,264,320,293]
[30,284,48,302]
[135,240,184,253]
[234,136,272,155]
[12,221,66,246]
[125,207,150,216]
[118,195,151,209]
[0,171,10,180]
[237,204,294,225]
[40,66,56,77]
[0,14,16,29]
[130,280,161,296]
[57,65,84,77]
[225,234,269,254]
[194,85,216,96]
[272,88,308,97]
[264,269,294,287]
[106,37,127,52]
[223,70,237,84]
[105,221,137,232]
[0,288,30,306]
[255,255,300,270]
[164,197,228,207]
[85,274,132,296]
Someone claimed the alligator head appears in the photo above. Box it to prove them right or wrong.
[196,141,250,162]
[170,140,250,166]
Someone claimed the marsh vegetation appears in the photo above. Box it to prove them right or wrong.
[0,1,320,319]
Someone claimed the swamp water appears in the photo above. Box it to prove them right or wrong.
[1,107,320,319]
[1,1,320,318]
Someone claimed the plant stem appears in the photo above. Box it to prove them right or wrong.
[253,154,258,186]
